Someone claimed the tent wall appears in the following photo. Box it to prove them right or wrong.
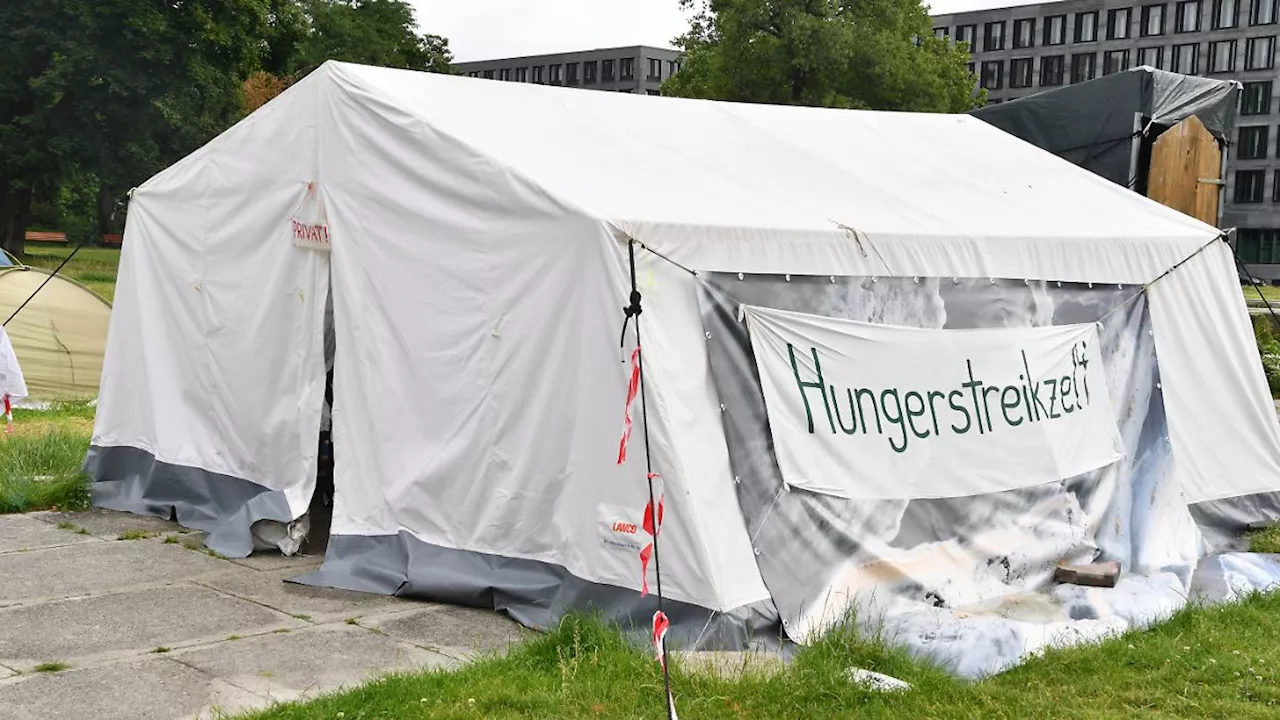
[260,71,777,640]
[88,76,331,556]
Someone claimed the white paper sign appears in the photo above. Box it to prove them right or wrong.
[289,182,331,251]
[742,305,1125,500]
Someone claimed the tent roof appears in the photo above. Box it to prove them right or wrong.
[310,62,1217,249]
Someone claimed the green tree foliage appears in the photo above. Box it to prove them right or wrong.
[665,0,981,113]
[0,0,451,254]
[294,0,453,75]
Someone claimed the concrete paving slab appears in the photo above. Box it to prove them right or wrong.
[171,623,456,704]
[0,663,15,680]
[366,604,532,658]
[225,551,326,572]
[0,514,98,554]
[30,508,182,540]
[0,656,264,720]
[196,566,411,622]
[0,539,230,605]
[0,584,299,667]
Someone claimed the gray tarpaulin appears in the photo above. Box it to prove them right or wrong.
[972,66,1239,189]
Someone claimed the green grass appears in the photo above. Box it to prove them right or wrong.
[1248,525,1280,553]
[241,594,1280,720]
[117,529,156,541]
[33,661,70,673]
[1245,284,1280,303]
[0,402,94,514]
[18,246,120,302]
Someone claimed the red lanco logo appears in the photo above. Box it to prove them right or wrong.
[612,521,638,534]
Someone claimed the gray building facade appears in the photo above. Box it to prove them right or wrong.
[454,46,683,96]
[934,0,1280,274]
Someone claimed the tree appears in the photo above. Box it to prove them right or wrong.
[665,0,981,113]
[294,0,453,75]
[0,0,269,254]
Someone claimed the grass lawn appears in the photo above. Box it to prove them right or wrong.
[0,402,95,513]
[1244,284,1280,303]
[242,596,1280,720]
[19,246,121,303]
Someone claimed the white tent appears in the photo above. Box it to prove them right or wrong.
[89,62,1280,674]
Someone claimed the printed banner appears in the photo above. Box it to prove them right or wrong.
[743,305,1125,500]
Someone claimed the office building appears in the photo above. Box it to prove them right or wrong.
[933,0,1280,273]
[454,46,683,96]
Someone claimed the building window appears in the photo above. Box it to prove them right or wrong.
[1076,11,1100,41]
[1104,49,1132,74]
[967,61,976,76]
[1176,0,1203,30]
[1040,55,1066,85]
[1238,228,1280,260]
[1237,169,1267,202]
[515,67,528,82]
[934,26,950,39]
[497,68,511,81]
[1214,0,1241,27]
[566,62,580,84]
[1240,126,1270,158]
[1274,176,1280,200]
[1009,58,1034,87]
[1108,8,1134,38]
[532,66,545,83]
[549,64,563,84]
[467,71,479,78]
[670,60,681,75]
[957,24,978,47]
[1138,46,1166,68]
[648,58,663,80]
[1247,36,1277,68]
[1172,42,1200,73]
[482,69,495,79]
[603,60,616,82]
[621,58,635,80]
[1013,19,1036,48]
[1253,0,1278,24]
[1142,4,1168,35]
[981,60,1004,89]
[1043,15,1067,45]
[1071,53,1097,82]
[1243,81,1273,113]
[984,21,1007,51]
[1209,39,1238,71]
[584,61,598,84]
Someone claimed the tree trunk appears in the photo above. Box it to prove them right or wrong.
[96,183,115,238]
[0,180,31,258]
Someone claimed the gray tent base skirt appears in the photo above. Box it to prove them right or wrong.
[86,445,294,558]
[292,532,784,651]
[85,445,781,649]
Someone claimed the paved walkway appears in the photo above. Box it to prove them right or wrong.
[0,510,528,719]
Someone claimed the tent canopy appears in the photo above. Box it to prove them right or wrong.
[971,66,1240,188]
[89,62,1280,674]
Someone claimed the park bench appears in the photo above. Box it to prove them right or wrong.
[24,231,67,244]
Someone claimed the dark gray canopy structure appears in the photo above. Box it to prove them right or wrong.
[972,66,1240,193]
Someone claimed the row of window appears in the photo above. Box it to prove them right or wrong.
[972,38,1275,90]
[465,58,680,86]
[1236,228,1280,262]
[940,0,1280,52]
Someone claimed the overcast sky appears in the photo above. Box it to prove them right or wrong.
[409,1,694,62]
[409,0,1030,62]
